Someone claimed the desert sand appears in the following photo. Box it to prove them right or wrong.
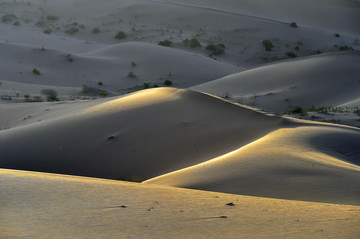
[1,0,360,238]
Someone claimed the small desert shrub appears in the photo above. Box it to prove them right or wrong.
[339,46,353,51]
[183,38,201,48]
[127,71,136,78]
[92,27,100,33]
[99,91,108,97]
[40,89,59,101]
[46,15,58,21]
[158,40,173,47]
[222,92,231,99]
[65,27,79,35]
[43,29,52,34]
[206,43,225,55]
[143,82,150,89]
[13,21,20,26]
[32,68,40,75]
[131,61,137,67]
[290,22,298,28]
[66,54,73,62]
[262,40,274,51]
[98,81,103,86]
[286,52,297,58]
[2,13,17,23]
[81,84,106,96]
[290,106,303,114]
[294,46,300,51]
[164,79,172,86]
[115,31,127,39]
[334,33,340,37]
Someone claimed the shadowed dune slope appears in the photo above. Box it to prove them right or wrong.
[1,169,360,239]
[0,41,238,90]
[191,52,360,112]
[145,124,360,205]
[0,88,285,180]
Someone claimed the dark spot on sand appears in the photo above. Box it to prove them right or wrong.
[226,202,235,206]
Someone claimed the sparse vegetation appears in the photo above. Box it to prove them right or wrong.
[32,68,40,75]
[2,13,17,23]
[339,46,353,51]
[66,54,73,62]
[81,84,109,97]
[294,46,300,51]
[158,40,173,47]
[290,22,298,28]
[286,52,297,58]
[92,27,100,33]
[98,82,103,86]
[222,92,232,99]
[290,106,303,114]
[164,79,172,86]
[131,62,137,68]
[43,29,52,34]
[127,71,136,78]
[206,43,225,55]
[115,31,127,39]
[99,91,108,97]
[183,38,201,48]
[334,33,340,37]
[40,89,59,102]
[262,40,274,51]
[46,15,58,21]
[65,27,79,35]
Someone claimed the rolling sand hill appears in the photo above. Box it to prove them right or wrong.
[0,88,285,180]
[191,52,360,112]
[0,41,238,99]
[1,0,360,237]
[145,123,360,205]
[1,169,360,238]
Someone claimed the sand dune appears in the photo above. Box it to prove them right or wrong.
[0,88,284,180]
[145,123,360,205]
[0,41,238,99]
[1,168,359,239]
[160,0,360,35]
[191,52,360,112]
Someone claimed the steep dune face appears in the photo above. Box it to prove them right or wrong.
[191,52,360,112]
[0,88,284,180]
[2,169,360,239]
[145,125,360,205]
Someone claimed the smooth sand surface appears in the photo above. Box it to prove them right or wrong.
[1,168,360,239]
[145,124,360,205]
[0,88,285,180]
[191,52,360,112]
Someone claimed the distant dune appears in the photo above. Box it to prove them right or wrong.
[191,52,360,112]
[0,41,238,97]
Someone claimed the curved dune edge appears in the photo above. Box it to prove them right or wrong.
[1,168,360,238]
[145,125,360,205]
[191,52,360,112]
[0,88,285,180]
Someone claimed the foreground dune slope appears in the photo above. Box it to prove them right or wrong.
[145,124,360,205]
[0,88,284,180]
[191,52,360,112]
[1,169,359,239]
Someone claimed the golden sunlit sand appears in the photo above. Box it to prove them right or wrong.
[1,169,360,239]
[1,0,359,238]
